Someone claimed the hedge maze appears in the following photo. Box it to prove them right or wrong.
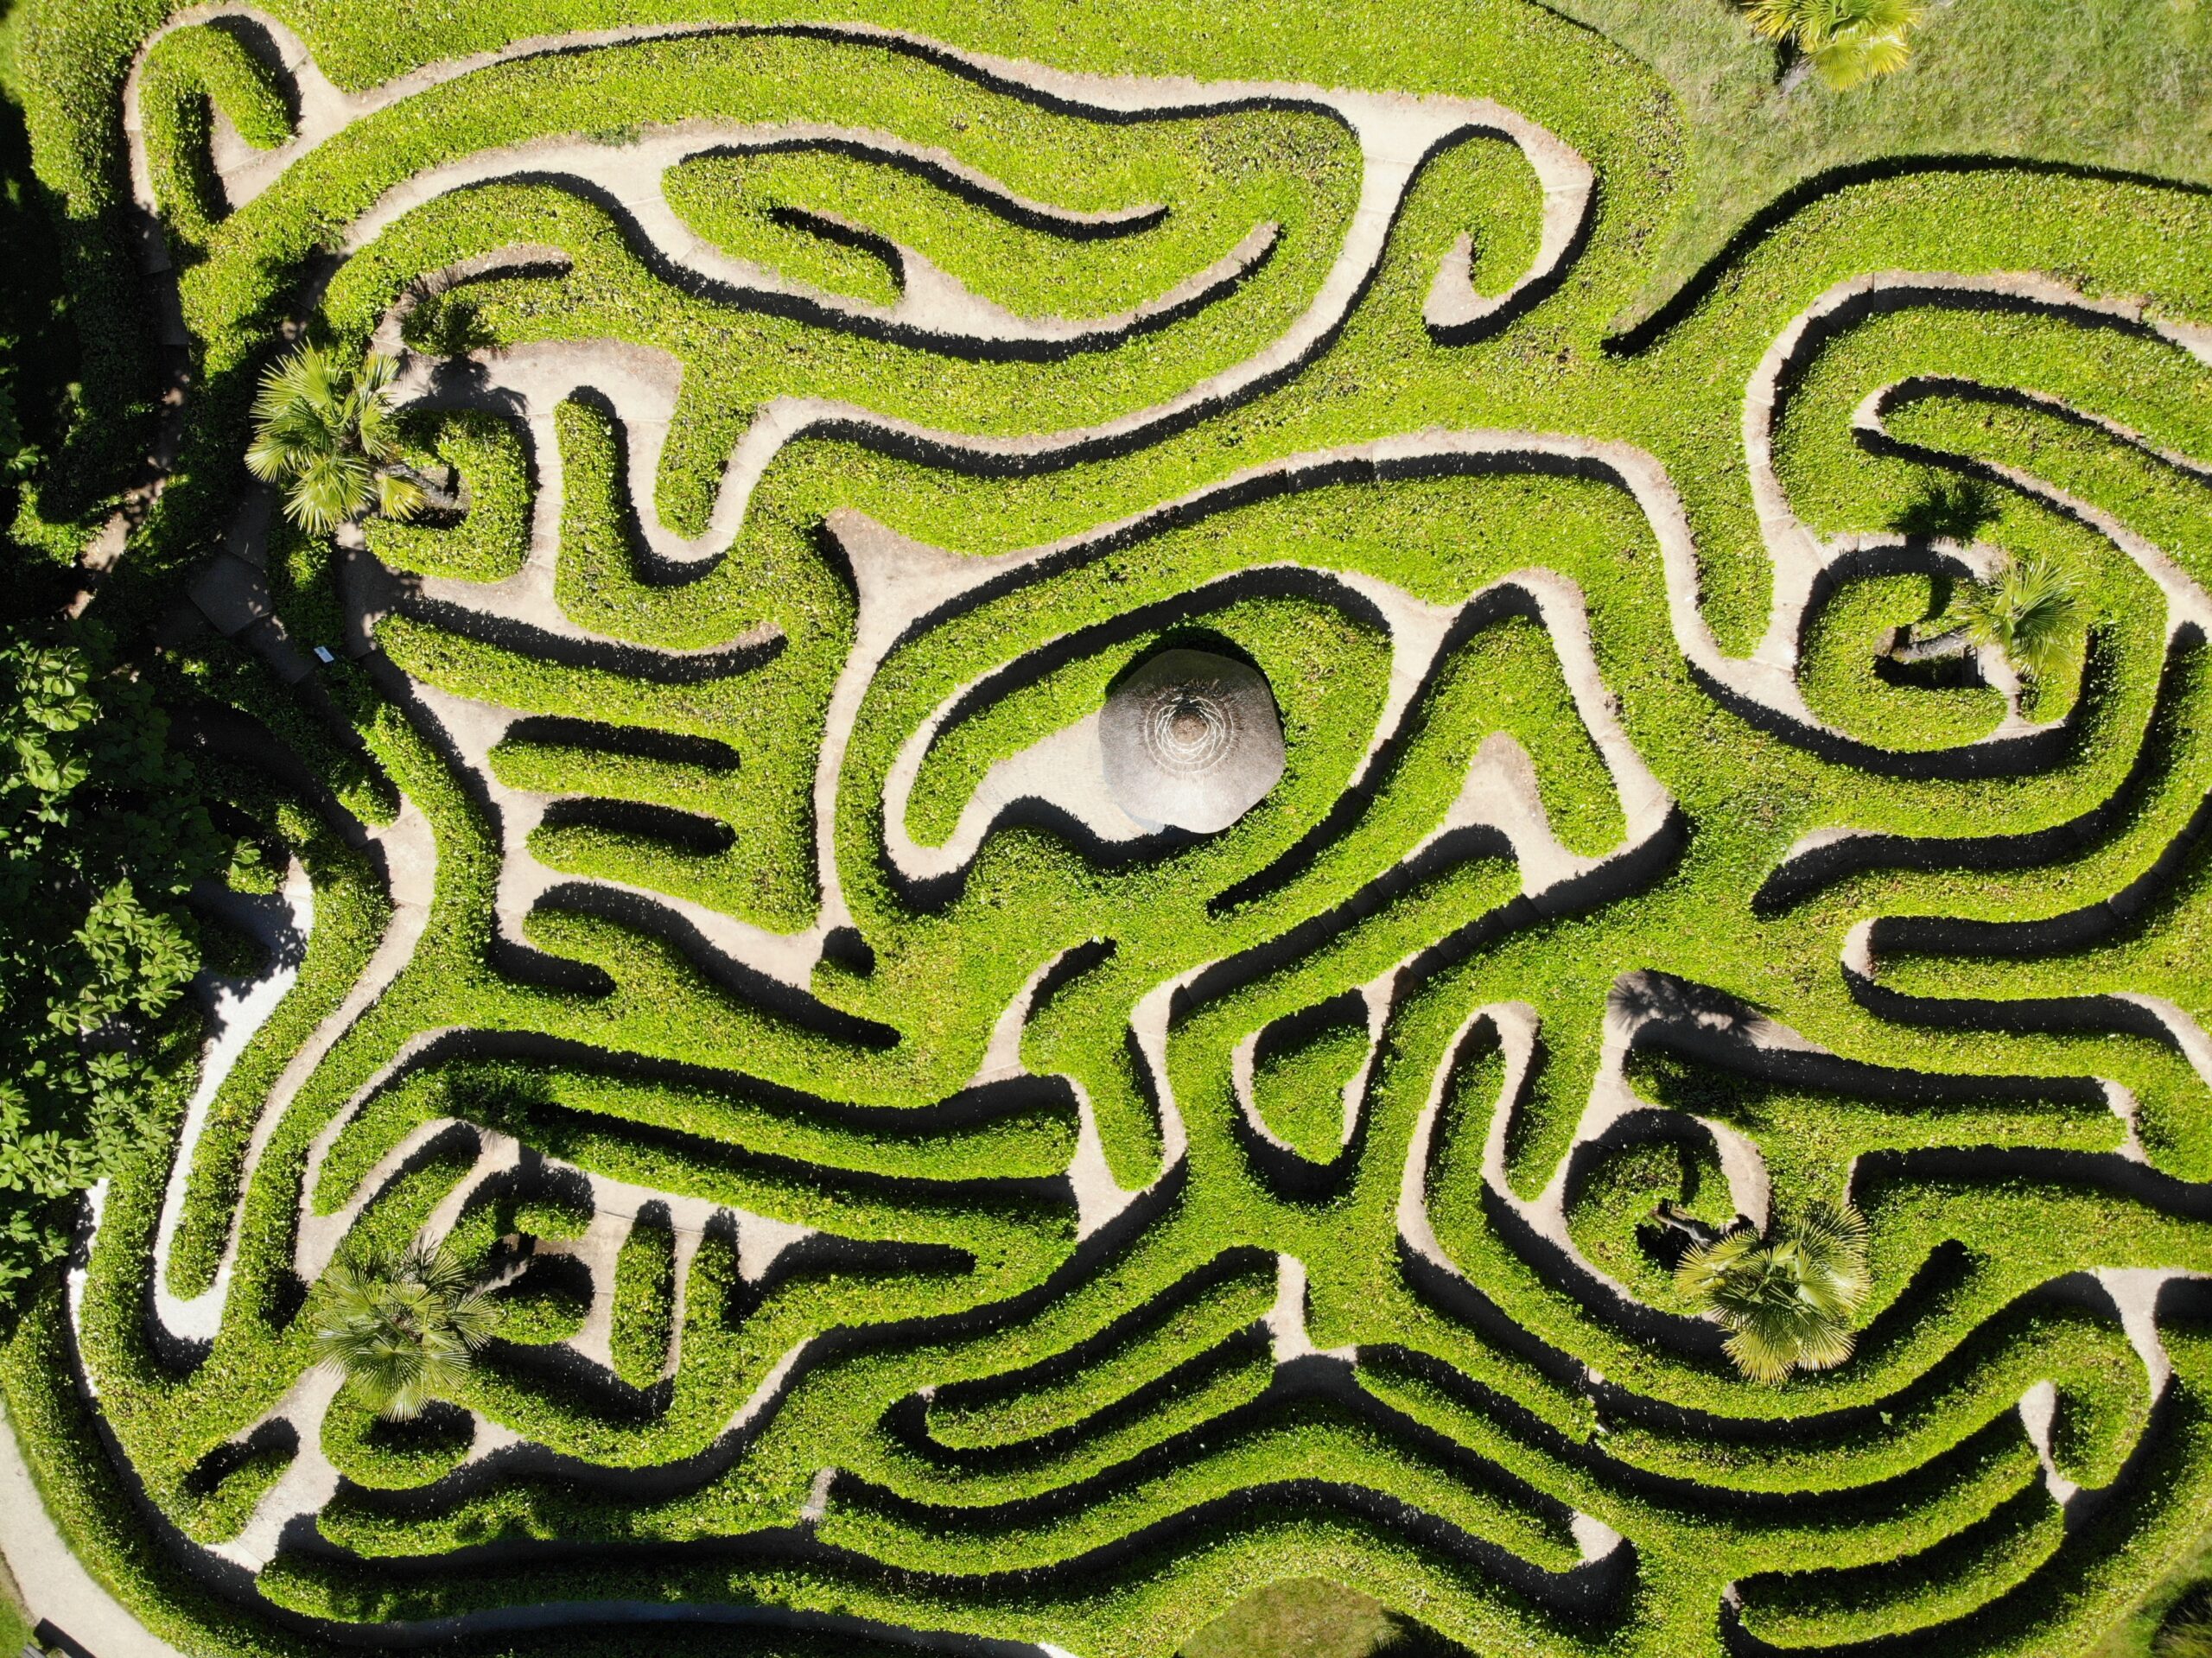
[16,0,2212,1653]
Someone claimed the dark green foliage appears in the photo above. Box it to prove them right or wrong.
[0,624,217,1308]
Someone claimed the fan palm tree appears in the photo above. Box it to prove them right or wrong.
[1745,0,1923,90]
[307,1235,502,1420]
[245,343,425,534]
[1675,1202,1872,1384]
[1958,549,2087,683]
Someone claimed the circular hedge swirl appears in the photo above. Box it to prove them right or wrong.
[9,3,2212,1656]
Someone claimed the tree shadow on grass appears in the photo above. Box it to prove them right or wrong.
[1888,474,2002,543]
[1179,1579,1471,1658]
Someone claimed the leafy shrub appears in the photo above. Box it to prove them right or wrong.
[608,1209,674,1387]
[0,625,217,1310]
[137,23,290,242]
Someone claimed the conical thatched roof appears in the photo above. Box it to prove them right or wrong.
[1099,648,1285,833]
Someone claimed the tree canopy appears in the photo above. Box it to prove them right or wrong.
[308,1236,504,1420]
[0,622,219,1307]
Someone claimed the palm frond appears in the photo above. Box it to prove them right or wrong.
[1678,1204,1872,1383]
[251,344,325,424]
[1791,1202,1872,1286]
[1721,1324,1802,1386]
[283,450,375,534]
[356,398,405,467]
[307,1234,502,1420]
[1788,1318,1858,1373]
[244,430,308,483]
[1961,550,2086,682]
[1745,0,1918,85]
[375,468,425,522]
[247,343,417,533]
[1743,0,1808,42]
[355,350,402,402]
[1674,1229,1761,1301]
[1812,25,1913,88]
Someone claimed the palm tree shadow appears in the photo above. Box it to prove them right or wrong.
[1374,1615,1476,1656]
[1888,475,2001,543]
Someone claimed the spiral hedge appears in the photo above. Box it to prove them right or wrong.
[7,0,2212,1654]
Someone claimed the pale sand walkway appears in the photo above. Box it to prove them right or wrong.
[0,1405,182,1658]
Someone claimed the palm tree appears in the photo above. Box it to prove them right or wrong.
[245,343,426,534]
[1745,0,1923,91]
[1958,550,2087,684]
[308,1235,502,1420]
[1675,1202,1872,1384]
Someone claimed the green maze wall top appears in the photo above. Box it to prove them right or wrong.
[15,0,2212,1654]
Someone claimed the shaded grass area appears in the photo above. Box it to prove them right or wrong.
[0,1578,35,1658]
[1544,0,2212,327]
[2089,1532,2212,1658]
[1179,1579,1465,1658]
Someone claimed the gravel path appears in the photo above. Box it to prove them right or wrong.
[0,1406,183,1658]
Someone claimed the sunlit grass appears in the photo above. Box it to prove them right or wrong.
[1547,0,2212,325]
[1180,1580,1466,1658]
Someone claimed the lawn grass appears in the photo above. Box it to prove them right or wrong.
[1179,1579,1465,1658]
[0,1537,46,1657]
[2090,1534,2212,1658]
[1546,0,2212,326]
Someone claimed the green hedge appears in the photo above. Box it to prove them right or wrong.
[137,22,289,244]
[608,1208,676,1387]
[362,406,533,582]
